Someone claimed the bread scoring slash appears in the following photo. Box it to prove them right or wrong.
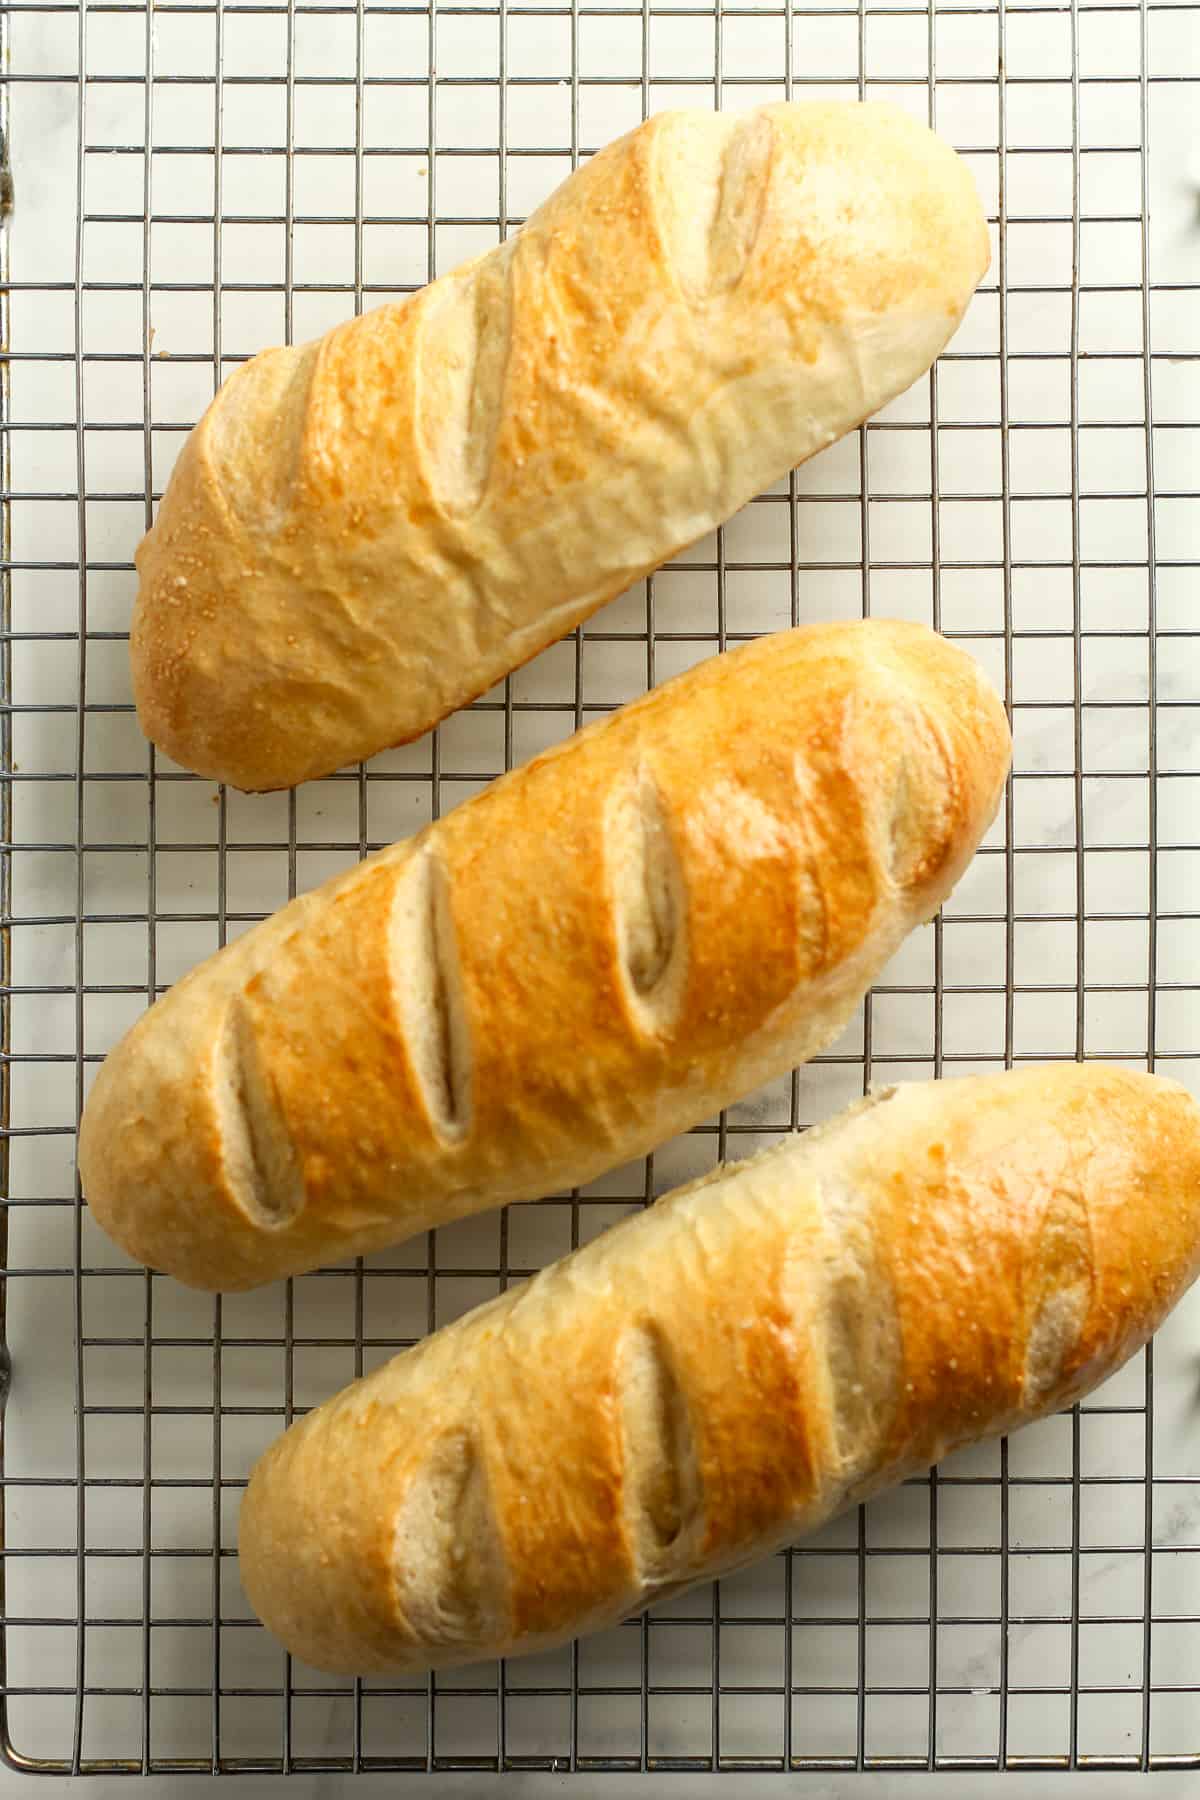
[131,102,990,790]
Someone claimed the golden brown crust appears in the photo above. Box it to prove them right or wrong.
[237,1064,1200,1675]
[79,620,1010,1291]
[131,102,990,790]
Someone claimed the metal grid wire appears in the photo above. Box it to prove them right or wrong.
[1,0,1199,1773]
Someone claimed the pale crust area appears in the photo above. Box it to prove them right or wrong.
[78,620,1011,1291]
[237,1065,1200,1675]
[130,102,990,791]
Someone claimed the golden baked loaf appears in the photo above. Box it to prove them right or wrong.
[80,620,1009,1291]
[131,102,989,790]
[238,1064,1200,1675]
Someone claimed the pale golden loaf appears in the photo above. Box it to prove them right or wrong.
[79,620,1009,1291]
[131,101,990,790]
[238,1064,1200,1674]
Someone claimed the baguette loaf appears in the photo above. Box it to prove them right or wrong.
[132,102,989,791]
[79,620,1009,1292]
[238,1064,1200,1675]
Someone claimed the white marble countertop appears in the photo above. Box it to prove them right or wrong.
[5,1775,1200,1797]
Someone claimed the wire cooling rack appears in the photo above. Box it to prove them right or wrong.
[1,0,1199,1776]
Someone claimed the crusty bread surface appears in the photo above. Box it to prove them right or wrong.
[79,620,1010,1291]
[131,102,990,790]
[237,1064,1200,1674]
